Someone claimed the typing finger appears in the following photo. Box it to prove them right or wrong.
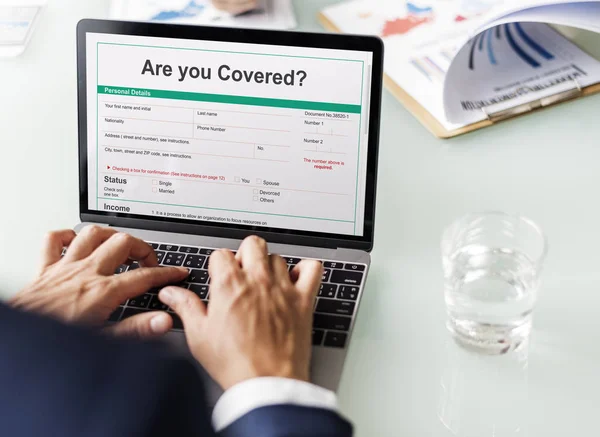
[291,260,323,306]
[159,286,207,330]
[40,229,77,270]
[91,232,158,275]
[208,249,242,291]
[270,254,292,288]
[63,225,117,261]
[109,266,189,304]
[236,236,270,281]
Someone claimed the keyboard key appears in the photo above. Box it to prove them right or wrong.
[324,332,348,348]
[189,284,209,299]
[313,314,351,331]
[319,283,337,298]
[108,307,123,322]
[149,295,169,311]
[316,299,355,316]
[127,293,152,309]
[284,257,301,265]
[322,269,332,282]
[163,253,185,266]
[337,286,359,301]
[344,263,366,272]
[121,308,150,320]
[114,265,128,274]
[154,251,166,264]
[129,262,140,270]
[330,269,363,286]
[199,248,215,256]
[179,246,199,254]
[188,269,209,284]
[148,243,159,249]
[184,255,206,269]
[170,314,184,330]
[312,329,325,346]
[324,261,344,269]
[159,244,179,252]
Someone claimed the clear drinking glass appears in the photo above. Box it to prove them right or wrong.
[441,212,547,354]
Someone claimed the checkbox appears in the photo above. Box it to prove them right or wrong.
[256,178,262,184]
[235,177,240,182]
[253,196,258,202]
[152,187,158,193]
[253,189,258,194]
[152,180,158,185]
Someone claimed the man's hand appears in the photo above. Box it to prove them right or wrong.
[10,227,189,339]
[159,236,323,390]
[212,0,258,15]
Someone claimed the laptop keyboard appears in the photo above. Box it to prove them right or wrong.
[107,242,366,349]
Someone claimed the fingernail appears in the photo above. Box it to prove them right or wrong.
[159,287,175,304]
[177,267,190,275]
[150,313,170,334]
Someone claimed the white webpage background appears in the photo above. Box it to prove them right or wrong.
[86,33,372,236]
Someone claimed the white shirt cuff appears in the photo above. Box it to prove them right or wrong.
[212,377,338,431]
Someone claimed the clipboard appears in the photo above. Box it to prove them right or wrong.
[318,12,600,139]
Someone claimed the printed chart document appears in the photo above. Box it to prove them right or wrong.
[110,0,297,30]
[85,33,372,236]
[321,0,600,136]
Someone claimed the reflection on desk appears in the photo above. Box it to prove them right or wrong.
[438,341,529,437]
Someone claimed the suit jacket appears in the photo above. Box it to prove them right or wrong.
[0,303,353,437]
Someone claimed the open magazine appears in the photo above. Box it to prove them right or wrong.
[321,0,600,136]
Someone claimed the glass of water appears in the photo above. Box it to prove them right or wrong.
[441,212,547,354]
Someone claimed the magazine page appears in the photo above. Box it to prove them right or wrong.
[443,15,600,124]
[322,0,508,131]
[473,2,600,37]
[467,0,600,37]
[322,0,598,132]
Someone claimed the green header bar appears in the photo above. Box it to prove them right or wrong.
[97,86,361,114]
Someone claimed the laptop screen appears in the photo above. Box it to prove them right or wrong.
[84,30,374,238]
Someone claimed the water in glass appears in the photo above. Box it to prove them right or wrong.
[442,213,546,354]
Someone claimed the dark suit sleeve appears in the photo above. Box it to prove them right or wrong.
[221,405,353,437]
[0,303,353,437]
[0,303,213,437]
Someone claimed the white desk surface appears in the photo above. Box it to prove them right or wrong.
[2,1,600,436]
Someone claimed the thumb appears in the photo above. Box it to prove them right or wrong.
[106,311,172,339]
[159,286,207,330]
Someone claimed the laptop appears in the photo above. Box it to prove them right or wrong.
[75,19,383,401]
